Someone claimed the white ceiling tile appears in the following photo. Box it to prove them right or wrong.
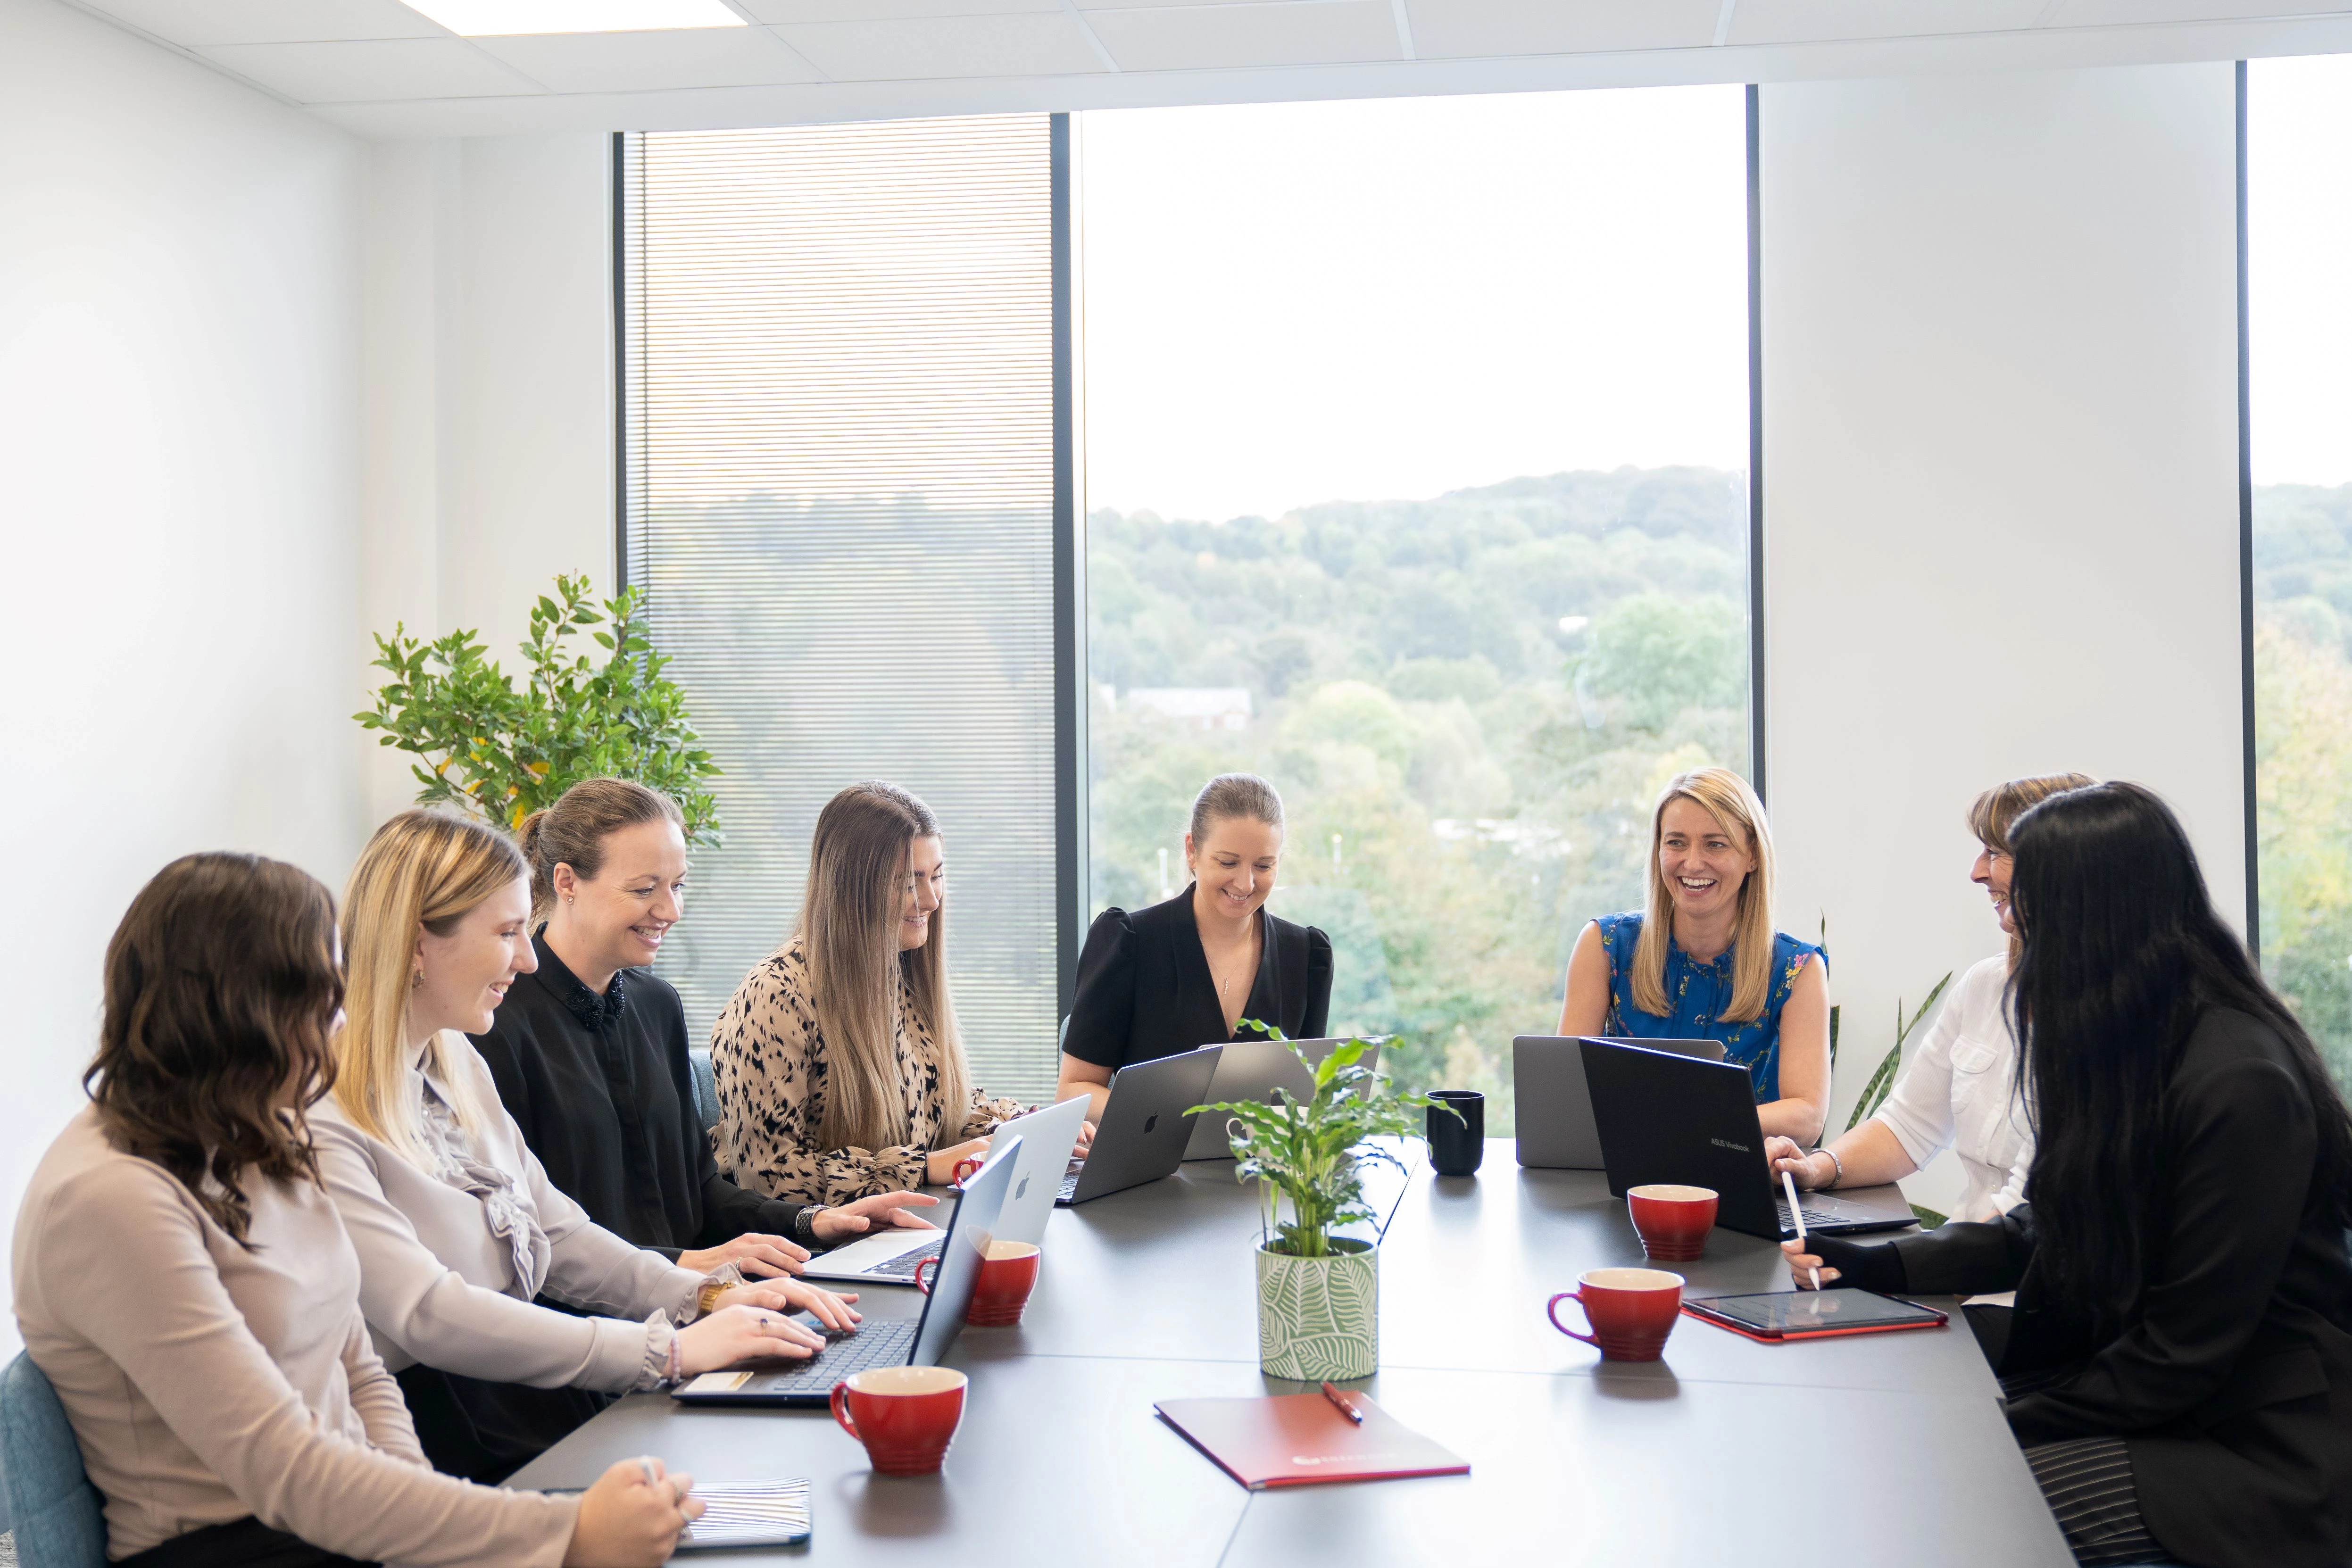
[1727,0,2044,44]
[1084,0,1401,69]
[2041,0,2337,21]
[739,0,1058,20]
[1404,0,1719,55]
[197,37,547,100]
[83,0,450,46]
[468,25,820,89]
[772,12,1107,77]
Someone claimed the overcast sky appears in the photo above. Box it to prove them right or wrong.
[2250,54,2352,488]
[1078,86,1750,524]
[1079,66,2352,523]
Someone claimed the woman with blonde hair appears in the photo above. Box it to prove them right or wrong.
[14,851,699,1567]
[1770,772,2093,1221]
[1558,766,1830,1142]
[711,782,1027,1204]
[311,808,860,1483]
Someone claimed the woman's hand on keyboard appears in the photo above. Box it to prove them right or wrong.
[713,1278,863,1332]
[678,1232,811,1279]
[677,1305,827,1373]
[811,1191,940,1242]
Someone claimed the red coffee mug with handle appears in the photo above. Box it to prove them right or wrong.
[951,1155,985,1187]
[1627,1184,1718,1262]
[829,1365,968,1475]
[1548,1267,1685,1361]
[964,1240,1040,1326]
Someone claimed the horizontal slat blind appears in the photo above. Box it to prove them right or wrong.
[622,118,1059,1102]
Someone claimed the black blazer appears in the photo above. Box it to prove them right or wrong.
[1821,1006,2352,1568]
[1063,887,1333,1073]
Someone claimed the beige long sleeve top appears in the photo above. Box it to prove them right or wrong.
[11,1107,577,1566]
[308,1035,705,1392]
[710,938,1022,1204]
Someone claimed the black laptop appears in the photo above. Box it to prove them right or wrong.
[1579,1038,1914,1240]
[669,1135,1021,1407]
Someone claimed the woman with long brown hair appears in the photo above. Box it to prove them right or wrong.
[311,809,857,1483]
[711,782,1026,1203]
[1556,765,1831,1142]
[12,852,698,1567]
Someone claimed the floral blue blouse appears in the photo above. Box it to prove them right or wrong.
[1593,912,1825,1103]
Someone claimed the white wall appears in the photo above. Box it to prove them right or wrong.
[0,0,365,1336]
[1760,64,2244,1212]
[358,132,615,822]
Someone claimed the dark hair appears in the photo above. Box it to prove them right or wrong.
[2008,782,2352,1320]
[516,777,683,922]
[1188,773,1284,846]
[85,853,343,1243]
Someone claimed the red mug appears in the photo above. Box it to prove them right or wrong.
[951,1155,985,1186]
[829,1365,968,1475]
[1626,1184,1718,1262]
[1547,1267,1685,1361]
[964,1240,1040,1327]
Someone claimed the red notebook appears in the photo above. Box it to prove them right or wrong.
[1154,1393,1470,1489]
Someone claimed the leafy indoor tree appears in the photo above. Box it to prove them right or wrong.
[356,573,721,844]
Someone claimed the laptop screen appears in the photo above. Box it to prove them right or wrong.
[911,1133,1021,1369]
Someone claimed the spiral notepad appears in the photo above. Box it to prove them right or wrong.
[673,1479,813,1550]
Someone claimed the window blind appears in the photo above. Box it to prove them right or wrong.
[621,117,1060,1102]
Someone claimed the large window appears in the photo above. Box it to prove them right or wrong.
[1080,90,1753,1128]
[2250,56,2352,1092]
[621,120,1063,1100]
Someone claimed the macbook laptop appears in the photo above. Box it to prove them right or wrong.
[1579,1038,1914,1238]
[1058,1045,1222,1205]
[669,1135,1021,1407]
[1182,1037,1381,1160]
[1513,1035,1728,1170]
[797,1097,1088,1283]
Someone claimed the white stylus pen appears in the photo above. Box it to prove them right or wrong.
[1783,1169,1822,1290]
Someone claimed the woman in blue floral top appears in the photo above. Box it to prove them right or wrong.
[1557,766,1830,1143]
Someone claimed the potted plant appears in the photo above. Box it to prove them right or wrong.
[355,572,722,842]
[1194,1029,1449,1381]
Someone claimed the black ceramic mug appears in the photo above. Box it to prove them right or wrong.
[1427,1090,1485,1177]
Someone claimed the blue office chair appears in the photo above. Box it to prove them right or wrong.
[688,1047,719,1134]
[0,1352,107,1568]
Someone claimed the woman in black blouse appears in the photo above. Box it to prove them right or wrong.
[1056,774,1334,1121]
[470,779,936,1276]
[1787,783,2352,1568]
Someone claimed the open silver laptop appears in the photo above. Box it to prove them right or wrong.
[1513,1034,1728,1170]
[1182,1037,1382,1160]
[798,1097,1089,1284]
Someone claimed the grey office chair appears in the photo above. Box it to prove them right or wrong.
[0,1352,107,1568]
[688,1047,719,1134]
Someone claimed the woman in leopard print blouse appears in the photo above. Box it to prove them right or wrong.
[710,783,1026,1205]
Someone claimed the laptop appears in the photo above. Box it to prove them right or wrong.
[796,1097,1089,1282]
[669,1136,1021,1407]
[1513,1035,1728,1170]
[1058,1045,1222,1205]
[1578,1038,1915,1239]
[1182,1037,1381,1160]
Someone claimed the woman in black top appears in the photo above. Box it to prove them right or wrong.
[471,780,937,1274]
[1787,782,2352,1568]
[1057,774,1334,1121]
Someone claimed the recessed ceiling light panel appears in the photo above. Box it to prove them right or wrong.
[402,0,746,36]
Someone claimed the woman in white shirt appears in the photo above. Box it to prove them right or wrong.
[312,809,864,1482]
[1768,772,2092,1222]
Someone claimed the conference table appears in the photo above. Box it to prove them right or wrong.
[511,1140,2076,1565]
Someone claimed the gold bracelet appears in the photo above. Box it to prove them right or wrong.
[696,1278,730,1316]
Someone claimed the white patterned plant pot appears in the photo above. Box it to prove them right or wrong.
[1255,1238,1378,1381]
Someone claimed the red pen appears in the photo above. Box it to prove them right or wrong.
[1321,1382,1364,1425]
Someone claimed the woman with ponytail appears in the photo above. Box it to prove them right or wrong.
[1785,783,2352,1568]
[311,809,863,1483]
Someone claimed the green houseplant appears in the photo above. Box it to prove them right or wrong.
[1193,1028,1448,1380]
[355,573,721,842]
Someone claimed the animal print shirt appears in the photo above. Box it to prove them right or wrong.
[708,938,1022,1205]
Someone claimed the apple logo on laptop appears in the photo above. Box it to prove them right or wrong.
[1015,1175,1030,1201]
[1144,1113,1159,1134]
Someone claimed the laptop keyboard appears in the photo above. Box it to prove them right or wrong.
[1055,1157,1086,1203]
[858,1234,943,1279]
[742,1316,917,1395]
[1777,1196,1859,1228]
